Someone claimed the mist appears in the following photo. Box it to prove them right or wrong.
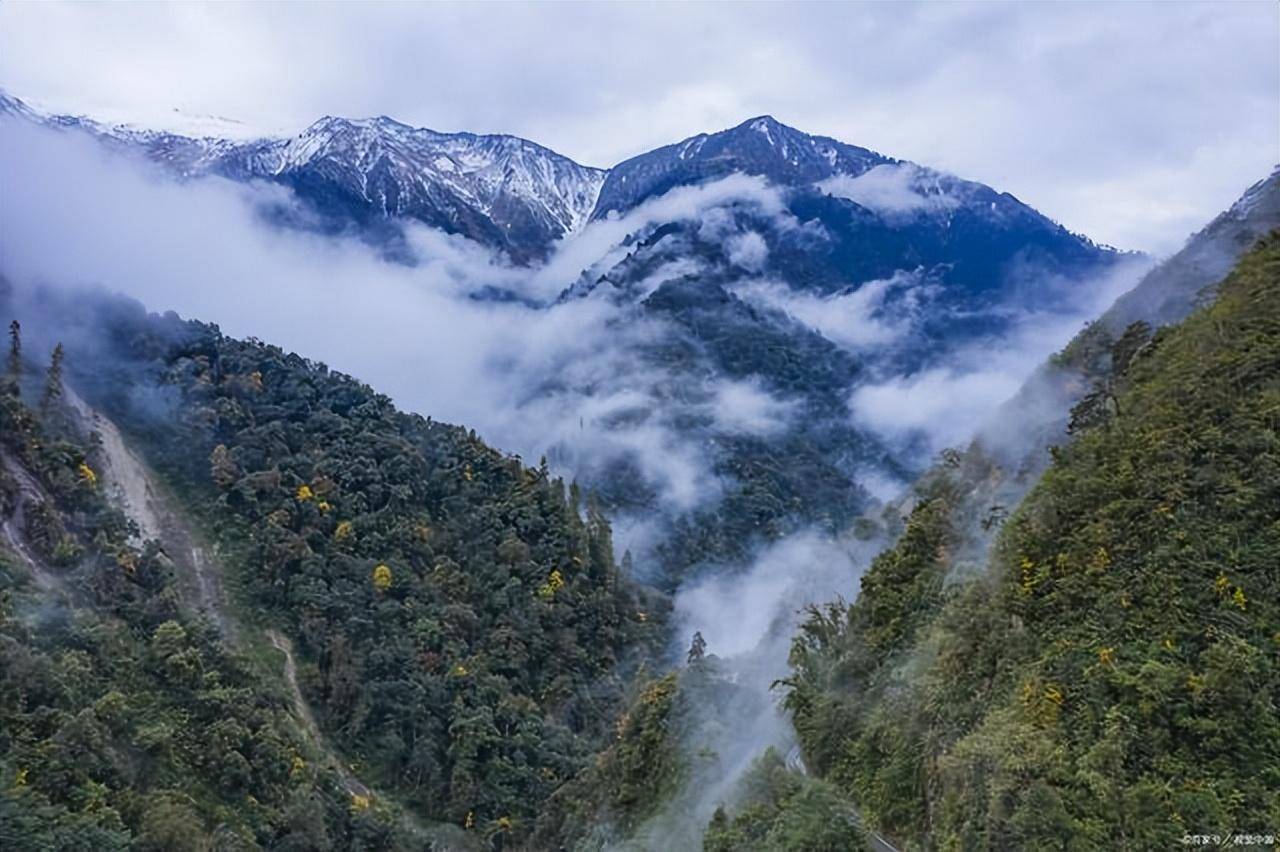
[845,257,1151,456]
[0,120,805,553]
[1,115,1161,847]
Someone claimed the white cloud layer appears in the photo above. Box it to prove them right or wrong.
[0,120,797,546]
[818,163,958,216]
[847,258,1151,455]
[1,2,1275,253]
[732,268,933,350]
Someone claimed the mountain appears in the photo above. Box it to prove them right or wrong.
[590,115,1116,306]
[0,91,605,264]
[591,115,893,218]
[0,279,667,848]
[3,81,1277,851]
[2,92,1115,286]
[527,169,1280,850]
[777,231,1280,850]
[563,115,1124,375]
[981,166,1280,483]
[0,90,1131,588]
[1094,164,1280,331]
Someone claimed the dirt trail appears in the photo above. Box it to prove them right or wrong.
[785,742,900,852]
[64,392,163,543]
[266,629,372,799]
[267,635,434,840]
[63,389,232,638]
[60,390,427,835]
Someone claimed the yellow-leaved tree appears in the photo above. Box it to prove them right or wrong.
[372,564,393,592]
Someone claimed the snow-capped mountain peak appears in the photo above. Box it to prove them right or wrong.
[591,115,893,219]
[0,89,604,262]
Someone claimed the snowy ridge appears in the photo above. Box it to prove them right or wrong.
[0,89,1122,265]
[0,89,604,260]
[223,114,606,236]
[592,114,895,219]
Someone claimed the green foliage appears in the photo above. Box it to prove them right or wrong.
[703,750,867,852]
[48,305,671,843]
[532,672,685,848]
[0,380,393,849]
[783,235,1280,848]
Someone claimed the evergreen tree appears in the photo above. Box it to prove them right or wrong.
[687,631,707,664]
[40,343,64,412]
[7,320,19,386]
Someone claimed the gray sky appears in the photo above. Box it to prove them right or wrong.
[1,1,1276,254]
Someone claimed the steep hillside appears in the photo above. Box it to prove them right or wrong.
[916,168,1280,584]
[0,282,670,847]
[0,353,409,849]
[777,234,1280,849]
[0,91,604,264]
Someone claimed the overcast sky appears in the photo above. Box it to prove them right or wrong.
[1,1,1276,254]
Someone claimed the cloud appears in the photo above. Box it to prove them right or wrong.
[726,230,769,271]
[849,365,1024,453]
[529,172,787,299]
[1,3,1274,252]
[674,531,869,663]
[846,257,1151,455]
[0,119,814,559]
[731,268,932,350]
[709,379,794,436]
[818,163,958,216]
[629,526,891,845]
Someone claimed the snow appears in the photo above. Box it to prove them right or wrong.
[750,117,775,145]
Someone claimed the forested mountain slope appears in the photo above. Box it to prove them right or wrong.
[878,168,1280,593]
[776,234,1280,849]
[0,281,669,848]
[0,95,1131,595]
[0,352,410,848]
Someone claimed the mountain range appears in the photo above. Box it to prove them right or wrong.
[1,83,1278,851]
[1,90,1116,276]
[0,90,1133,586]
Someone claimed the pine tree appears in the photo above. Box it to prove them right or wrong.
[41,343,64,412]
[687,630,707,664]
[7,320,19,386]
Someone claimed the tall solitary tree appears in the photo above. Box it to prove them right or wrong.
[7,320,19,386]
[687,630,707,664]
[41,343,64,412]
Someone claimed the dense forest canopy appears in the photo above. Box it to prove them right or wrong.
[776,235,1280,849]
[0,344,406,848]
[0,283,669,848]
[3,231,1278,850]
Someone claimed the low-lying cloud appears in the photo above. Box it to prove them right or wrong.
[11,117,953,605]
[847,258,1151,455]
[818,162,959,217]
[731,267,933,350]
[0,120,802,545]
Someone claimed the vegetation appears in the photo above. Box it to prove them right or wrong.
[0,288,670,847]
[3,229,1272,849]
[703,749,867,852]
[781,235,1280,848]
[0,359,397,849]
[640,275,895,586]
[533,671,686,849]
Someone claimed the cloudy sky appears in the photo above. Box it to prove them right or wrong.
[1,1,1275,254]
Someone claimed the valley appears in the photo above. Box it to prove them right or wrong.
[0,23,1276,848]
